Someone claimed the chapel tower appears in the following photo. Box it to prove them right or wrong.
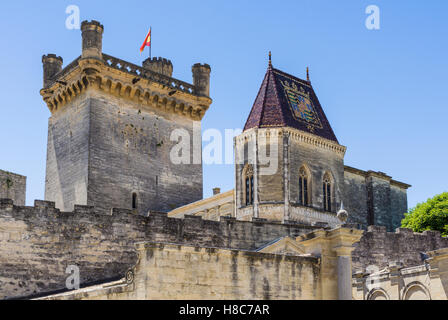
[40,20,212,214]
[234,55,410,231]
[234,56,346,225]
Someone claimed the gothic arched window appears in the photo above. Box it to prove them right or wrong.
[298,166,310,206]
[323,173,332,212]
[243,165,254,206]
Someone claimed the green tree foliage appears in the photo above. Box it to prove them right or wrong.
[402,192,448,236]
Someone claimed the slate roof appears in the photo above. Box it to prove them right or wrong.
[243,63,339,143]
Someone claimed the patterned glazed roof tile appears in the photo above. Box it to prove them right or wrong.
[244,64,339,143]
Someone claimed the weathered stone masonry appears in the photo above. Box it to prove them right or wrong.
[1,19,431,300]
[2,198,445,300]
[0,170,26,206]
[41,20,212,215]
[344,166,410,232]
[0,199,317,299]
[352,225,448,271]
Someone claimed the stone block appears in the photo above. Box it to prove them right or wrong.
[34,200,56,209]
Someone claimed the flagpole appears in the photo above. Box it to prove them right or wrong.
[149,26,152,60]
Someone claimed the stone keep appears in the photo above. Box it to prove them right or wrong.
[40,20,212,214]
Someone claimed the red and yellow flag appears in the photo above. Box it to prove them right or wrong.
[140,28,151,53]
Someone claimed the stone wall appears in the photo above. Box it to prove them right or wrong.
[352,226,448,271]
[1,198,444,299]
[0,170,26,206]
[288,133,345,213]
[45,89,204,215]
[105,242,320,300]
[367,174,392,228]
[234,127,346,222]
[343,166,410,231]
[39,242,322,300]
[0,199,316,299]
[353,248,448,300]
[390,184,408,232]
[87,90,203,214]
[343,169,368,227]
[45,93,90,211]
[39,227,364,300]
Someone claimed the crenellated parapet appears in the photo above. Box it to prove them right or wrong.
[40,54,211,120]
[81,20,104,60]
[143,57,173,77]
[192,63,211,97]
[40,20,212,120]
[42,54,63,88]
[352,225,448,271]
[0,197,319,299]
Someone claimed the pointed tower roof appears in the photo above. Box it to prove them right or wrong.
[244,61,339,143]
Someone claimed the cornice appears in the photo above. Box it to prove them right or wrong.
[344,165,411,189]
[236,127,347,156]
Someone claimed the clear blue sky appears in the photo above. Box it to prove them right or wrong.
[0,0,447,210]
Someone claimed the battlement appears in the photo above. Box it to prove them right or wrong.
[81,20,104,29]
[34,200,56,209]
[0,197,321,240]
[192,63,211,97]
[148,57,171,63]
[192,63,211,70]
[0,198,317,299]
[365,225,445,238]
[2,197,446,299]
[143,57,173,77]
[352,225,448,270]
[42,54,63,63]
[40,20,212,117]
[42,54,63,88]
[80,20,104,60]
[103,54,194,95]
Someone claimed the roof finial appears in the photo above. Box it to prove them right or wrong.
[268,51,272,67]
[306,66,310,82]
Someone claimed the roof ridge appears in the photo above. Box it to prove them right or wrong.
[306,84,339,144]
[272,67,311,87]
[258,67,272,128]
[269,67,287,126]
[243,67,270,130]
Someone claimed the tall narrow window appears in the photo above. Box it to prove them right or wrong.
[132,192,138,210]
[245,177,250,205]
[323,173,332,212]
[243,164,254,206]
[250,175,254,205]
[298,167,309,206]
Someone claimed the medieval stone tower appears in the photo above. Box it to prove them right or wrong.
[40,20,212,215]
